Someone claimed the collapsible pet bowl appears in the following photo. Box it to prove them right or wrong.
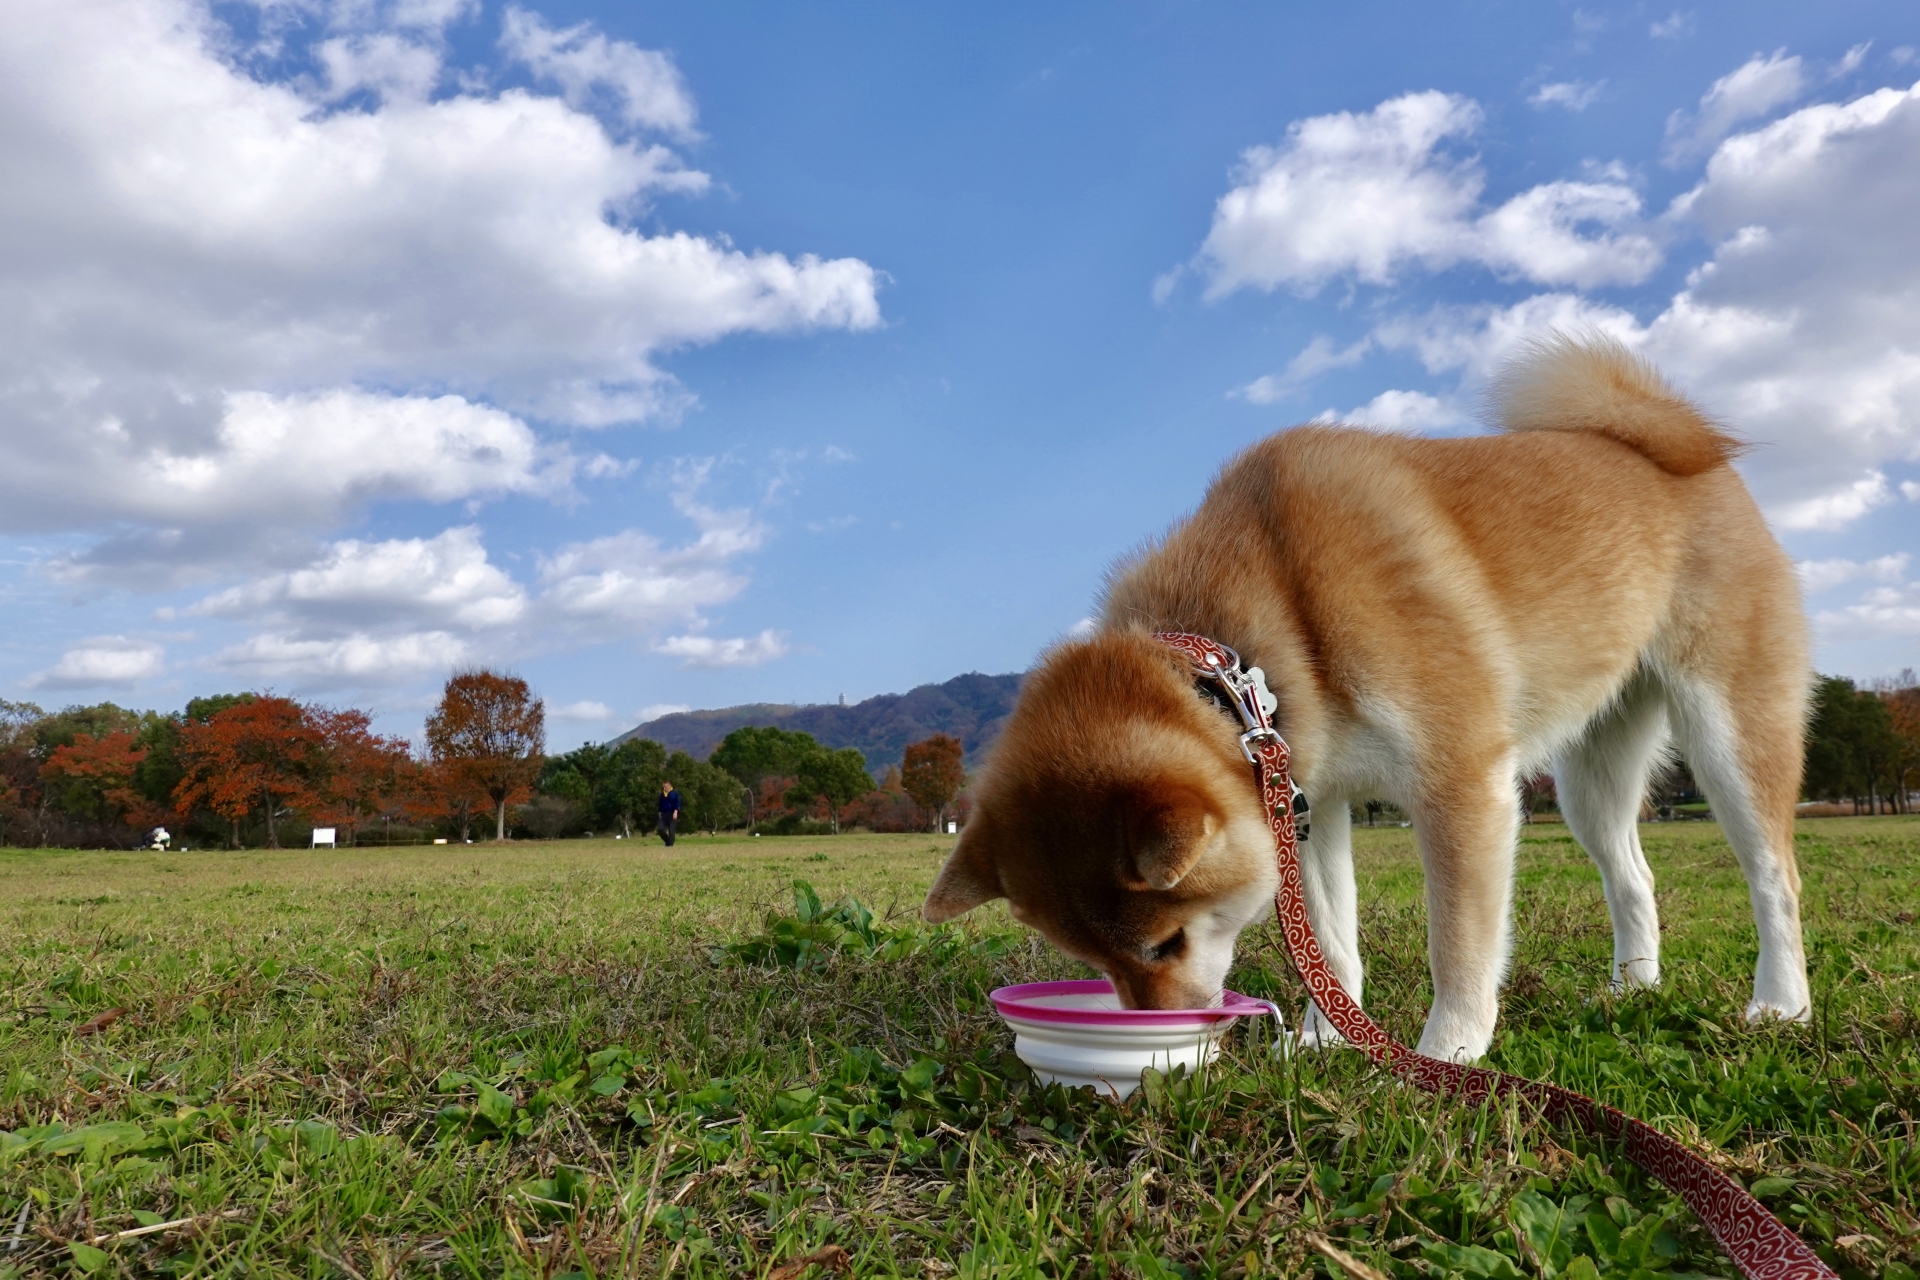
[989,980,1281,1100]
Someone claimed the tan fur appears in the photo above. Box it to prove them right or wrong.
[926,336,1813,1060]
[1491,334,1745,476]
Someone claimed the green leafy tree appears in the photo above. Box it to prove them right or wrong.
[605,738,668,836]
[538,742,611,835]
[1805,675,1904,812]
[34,703,148,754]
[666,751,746,835]
[1856,692,1904,814]
[710,726,816,826]
[787,745,874,834]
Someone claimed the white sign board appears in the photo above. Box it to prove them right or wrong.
[311,827,336,847]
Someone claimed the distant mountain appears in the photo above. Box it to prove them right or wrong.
[611,671,1024,771]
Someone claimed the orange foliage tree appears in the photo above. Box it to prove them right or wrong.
[1886,683,1920,814]
[901,734,966,832]
[396,756,491,843]
[39,730,162,833]
[312,707,412,846]
[425,670,544,841]
[174,696,324,848]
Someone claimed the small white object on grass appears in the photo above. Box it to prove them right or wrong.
[990,980,1280,1099]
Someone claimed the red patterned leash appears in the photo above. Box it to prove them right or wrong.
[1154,631,1836,1280]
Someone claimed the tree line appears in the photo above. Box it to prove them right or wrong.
[534,726,968,838]
[1,670,545,849]
[4,663,1910,847]
[1805,670,1920,814]
[0,660,971,849]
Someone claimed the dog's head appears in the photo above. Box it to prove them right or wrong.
[923,630,1278,1008]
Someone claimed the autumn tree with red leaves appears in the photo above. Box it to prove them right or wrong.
[425,670,544,841]
[40,730,161,832]
[174,696,324,848]
[312,707,412,846]
[901,734,966,832]
[396,756,491,843]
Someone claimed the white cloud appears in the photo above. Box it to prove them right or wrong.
[1195,91,1661,297]
[1650,11,1694,40]
[1663,51,1807,164]
[538,496,763,635]
[140,392,562,526]
[1797,553,1909,594]
[1475,181,1663,287]
[317,32,443,103]
[1530,80,1605,111]
[184,477,777,685]
[553,699,613,721]
[26,637,166,689]
[188,526,526,629]
[634,702,691,723]
[1903,480,1920,501]
[1815,583,1920,639]
[1311,77,1920,531]
[1199,92,1484,295]
[1773,473,1893,531]
[0,0,881,552]
[500,7,697,136]
[210,630,470,683]
[1833,43,1872,80]
[654,629,789,669]
[1371,292,1643,385]
[1066,617,1097,639]
[1339,389,1469,433]
[1237,334,1373,403]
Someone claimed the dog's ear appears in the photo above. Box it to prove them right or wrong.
[923,825,1003,922]
[1129,786,1220,891]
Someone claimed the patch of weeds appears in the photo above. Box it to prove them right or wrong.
[715,879,1009,970]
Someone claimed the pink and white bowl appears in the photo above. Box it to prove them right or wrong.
[989,979,1280,1099]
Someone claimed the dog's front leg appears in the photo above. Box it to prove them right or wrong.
[1298,795,1361,1048]
[1412,760,1519,1063]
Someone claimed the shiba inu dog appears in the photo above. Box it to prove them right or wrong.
[925,336,1812,1063]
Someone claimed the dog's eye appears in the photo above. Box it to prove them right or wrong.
[1148,929,1187,962]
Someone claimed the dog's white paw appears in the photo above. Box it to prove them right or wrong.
[1611,957,1660,990]
[1744,995,1812,1025]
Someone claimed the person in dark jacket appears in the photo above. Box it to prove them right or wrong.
[657,780,682,846]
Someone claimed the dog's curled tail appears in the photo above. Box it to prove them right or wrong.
[1490,333,1743,476]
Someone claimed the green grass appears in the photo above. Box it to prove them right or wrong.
[2,819,1918,1279]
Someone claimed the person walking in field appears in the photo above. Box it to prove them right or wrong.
[657,780,682,846]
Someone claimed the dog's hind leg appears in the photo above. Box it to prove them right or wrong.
[1555,670,1669,990]
[1663,667,1812,1023]
[1299,794,1361,1048]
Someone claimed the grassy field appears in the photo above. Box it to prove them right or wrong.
[2,818,1917,1279]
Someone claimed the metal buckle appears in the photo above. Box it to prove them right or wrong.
[1238,726,1279,765]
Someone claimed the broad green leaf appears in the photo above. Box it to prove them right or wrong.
[1563,1257,1602,1280]
[69,1243,110,1273]
[476,1083,514,1130]
[41,1122,145,1162]
[294,1119,338,1157]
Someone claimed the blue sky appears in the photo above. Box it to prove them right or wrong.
[1,0,1917,751]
